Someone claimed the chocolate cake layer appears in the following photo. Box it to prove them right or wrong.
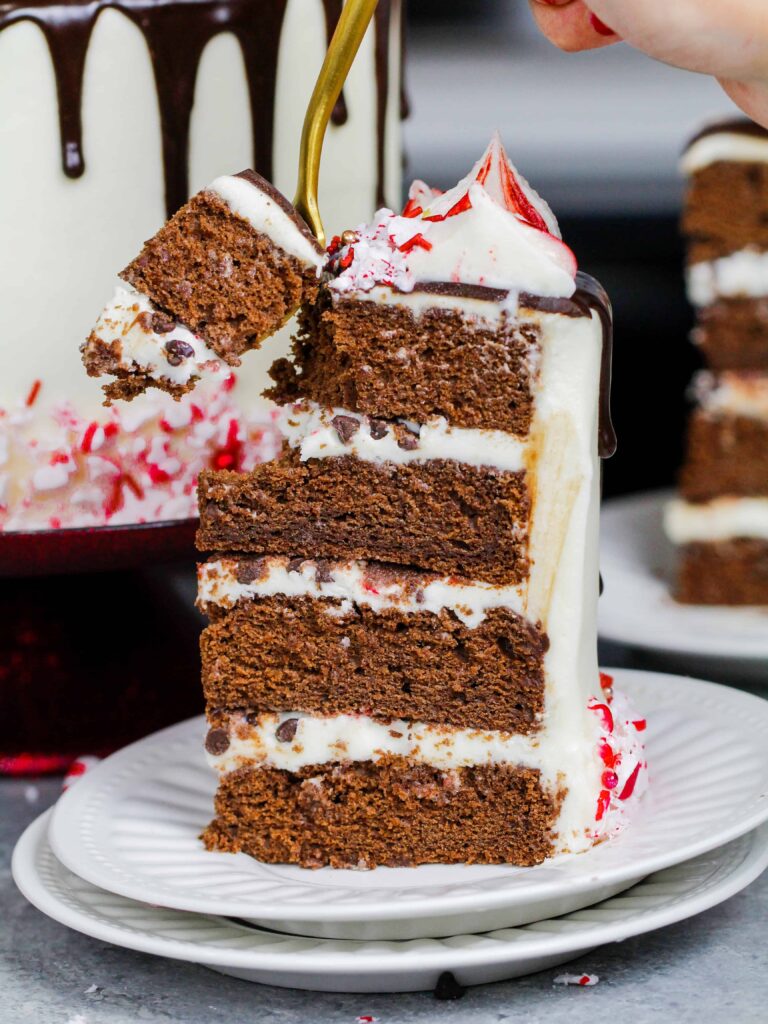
[676,540,768,604]
[684,162,768,264]
[679,412,768,502]
[197,452,530,585]
[203,756,562,868]
[122,191,319,362]
[693,298,768,371]
[268,291,538,434]
[201,598,546,733]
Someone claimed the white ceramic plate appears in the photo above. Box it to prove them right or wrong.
[47,669,768,939]
[599,490,768,661]
[15,810,768,993]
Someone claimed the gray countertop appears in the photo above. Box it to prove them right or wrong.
[3,643,768,1023]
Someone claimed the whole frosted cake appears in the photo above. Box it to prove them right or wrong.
[0,0,403,531]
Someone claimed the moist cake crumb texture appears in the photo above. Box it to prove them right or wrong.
[193,135,647,867]
[668,118,768,605]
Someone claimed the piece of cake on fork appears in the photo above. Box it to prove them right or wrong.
[196,136,647,868]
[82,171,324,402]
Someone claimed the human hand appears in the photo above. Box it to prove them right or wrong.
[528,0,768,128]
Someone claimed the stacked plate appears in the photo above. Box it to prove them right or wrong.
[12,668,768,993]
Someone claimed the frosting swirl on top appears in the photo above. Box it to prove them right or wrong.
[327,133,577,302]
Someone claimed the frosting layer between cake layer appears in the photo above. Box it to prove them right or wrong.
[198,556,526,626]
[694,370,768,421]
[687,250,768,306]
[277,401,528,471]
[665,497,768,543]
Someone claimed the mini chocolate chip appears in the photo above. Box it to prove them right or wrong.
[151,311,176,334]
[396,428,419,451]
[332,414,360,444]
[165,338,195,366]
[315,561,334,584]
[235,558,266,585]
[205,728,230,755]
[434,971,466,1001]
[286,557,305,574]
[369,418,389,440]
[276,718,298,742]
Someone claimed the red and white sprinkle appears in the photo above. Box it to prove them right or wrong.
[554,973,599,987]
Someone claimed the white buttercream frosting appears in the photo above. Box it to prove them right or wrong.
[693,370,768,421]
[277,401,528,471]
[687,249,768,306]
[207,174,324,269]
[327,134,576,302]
[209,712,541,774]
[665,497,768,544]
[198,555,525,626]
[85,285,224,387]
[682,130,768,175]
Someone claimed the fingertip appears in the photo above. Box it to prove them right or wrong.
[589,12,618,37]
[529,1,620,52]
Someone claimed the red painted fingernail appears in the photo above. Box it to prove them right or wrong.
[590,12,616,35]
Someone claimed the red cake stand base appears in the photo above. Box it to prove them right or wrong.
[0,520,203,774]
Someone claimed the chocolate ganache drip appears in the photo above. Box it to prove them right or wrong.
[0,0,402,217]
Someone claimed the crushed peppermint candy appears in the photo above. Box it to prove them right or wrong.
[62,756,102,790]
[0,377,281,531]
[554,973,599,987]
[588,675,648,838]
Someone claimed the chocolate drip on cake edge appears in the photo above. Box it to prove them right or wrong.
[0,0,402,217]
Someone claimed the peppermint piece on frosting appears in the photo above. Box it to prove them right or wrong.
[328,133,577,302]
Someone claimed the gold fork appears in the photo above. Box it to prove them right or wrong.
[293,0,378,247]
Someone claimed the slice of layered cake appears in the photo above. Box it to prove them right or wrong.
[666,120,768,604]
[82,171,324,403]
[197,136,646,868]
